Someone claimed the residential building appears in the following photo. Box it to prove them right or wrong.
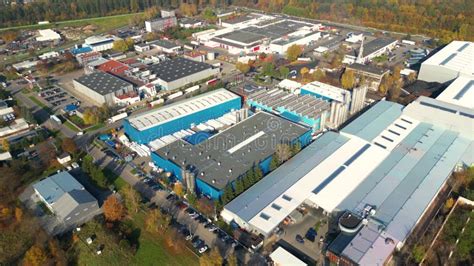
[179,18,203,28]
[57,152,72,165]
[134,43,150,53]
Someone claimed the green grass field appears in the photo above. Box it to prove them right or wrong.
[63,120,80,132]
[76,212,198,266]
[28,95,52,114]
[0,13,143,32]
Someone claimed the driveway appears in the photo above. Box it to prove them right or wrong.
[278,208,329,263]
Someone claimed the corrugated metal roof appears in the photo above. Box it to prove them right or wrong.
[224,131,348,222]
[341,101,403,142]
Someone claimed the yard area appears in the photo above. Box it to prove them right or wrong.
[74,212,198,266]
[423,202,474,265]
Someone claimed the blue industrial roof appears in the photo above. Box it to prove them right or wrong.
[183,131,212,145]
[341,101,403,142]
[225,131,349,222]
[33,171,84,205]
[71,46,93,55]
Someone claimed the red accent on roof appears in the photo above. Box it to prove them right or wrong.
[97,60,129,75]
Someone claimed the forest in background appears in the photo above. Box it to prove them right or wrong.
[233,0,473,43]
[0,0,473,43]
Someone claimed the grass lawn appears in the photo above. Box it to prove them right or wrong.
[86,122,105,132]
[64,120,80,132]
[28,95,52,114]
[112,177,128,191]
[0,13,143,32]
[75,213,198,266]
[69,114,86,128]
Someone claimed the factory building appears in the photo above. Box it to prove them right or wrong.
[435,75,473,109]
[152,111,312,199]
[247,88,331,132]
[149,39,181,54]
[73,72,135,106]
[148,57,219,90]
[269,31,321,55]
[145,16,178,32]
[346,63,389,91]
[123,89,241,144]
[344,38,398,64]
[300,81,367,128]
[418,41,473,83]
[83,35,120,52]
[221,96,473,264]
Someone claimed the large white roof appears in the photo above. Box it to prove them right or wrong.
[127,89,239,131]
[300,81,348,102]
[422,41,474,76]
[269,247,307,266]
[436,75,474,109]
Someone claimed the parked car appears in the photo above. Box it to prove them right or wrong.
[295,234,304,244]
[198,245,208,253]
[192,239,204,248]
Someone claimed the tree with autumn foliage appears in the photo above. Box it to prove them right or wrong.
[61,138,77,155]
[341,69,356,90]
[235,62,251,74]
[120,185,141,214]
[173,182,185,197]
[286,44,303,62]
[103,195,125,222]
[199,248,223,266]
[23,245,47,266]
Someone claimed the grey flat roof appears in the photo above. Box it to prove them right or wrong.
[222,14,257,24]
[33,171,84,205]
[248,89,331,123]
[341,100,403,142]
[74,72,132,95]
[155,111,310,190]
[224,131,348,222]
[179,17,202,24]
[149,39,180,49]
[148,57,213,82]
[220,30,266,44]
[348,38,397,58]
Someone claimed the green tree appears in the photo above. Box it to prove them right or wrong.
[120,185,141,214]
[261,62,276,77]
[341,69,356,90]
[279,66,290,79]
[234,178,244,195]
[412,245,425,263]
[254,164,263,180]
[286,44,303,62]
[270,155,279,171]
[113,40,130,53]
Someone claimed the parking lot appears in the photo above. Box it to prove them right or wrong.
[277,208,328,264]
[39,85,80,109]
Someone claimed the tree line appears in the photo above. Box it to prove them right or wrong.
[0,0,169,28]
[233,0,473,43]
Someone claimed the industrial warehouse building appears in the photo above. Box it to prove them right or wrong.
[152,111,312,199]
[145,16,178,32]
[435,75,473,109]
[32,171,100,234]
[344,38,398,64]
[418,41,473,83]
[123,89,241,144]
[247,88,331,132]
[299,81,367,128]
[73,72,135,106]
[148,57,219,90]
[221,95,474,264]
